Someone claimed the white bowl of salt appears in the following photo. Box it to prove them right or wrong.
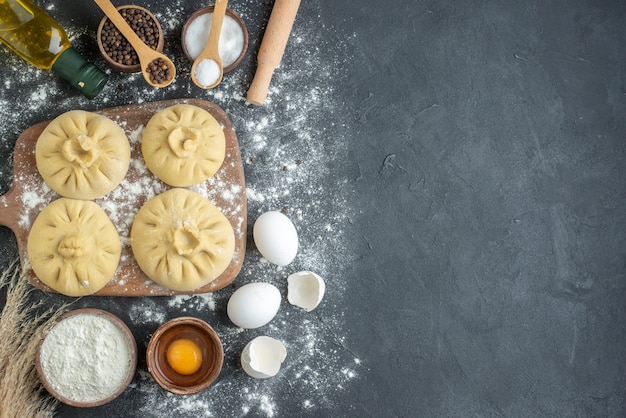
[182,7,249,74]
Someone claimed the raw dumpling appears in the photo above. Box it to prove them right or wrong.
[130,188,235,291]
[27,198,121,297]
[141,104,225,187]
[35,110,131,200]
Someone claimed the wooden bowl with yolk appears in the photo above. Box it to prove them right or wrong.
[146,317,224,395]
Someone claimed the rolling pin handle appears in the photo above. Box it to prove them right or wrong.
[246,62,275,106]
[246,0,301,106]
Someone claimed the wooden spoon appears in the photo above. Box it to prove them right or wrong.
[190,0,228,89]
[93,0,176,88]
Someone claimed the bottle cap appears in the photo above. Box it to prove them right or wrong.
[52,48,109,99]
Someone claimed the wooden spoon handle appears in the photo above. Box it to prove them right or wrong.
[247,0,301,105]
[206,0,228,62]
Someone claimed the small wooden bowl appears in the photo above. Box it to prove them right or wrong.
[97,4,164,73]
[36,308,137,407]
[147,317,224,395]
[181,7,249,73]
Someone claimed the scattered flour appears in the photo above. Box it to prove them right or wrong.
[0,0,361,416]
[128,299,167,325]
[168,293,216,311]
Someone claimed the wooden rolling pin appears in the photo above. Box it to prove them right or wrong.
[246,0,301,106]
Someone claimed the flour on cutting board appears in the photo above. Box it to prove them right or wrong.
[0,0,360,416]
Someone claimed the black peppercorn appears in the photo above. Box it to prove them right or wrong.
[147,58,173,85]
[100,7,160,68]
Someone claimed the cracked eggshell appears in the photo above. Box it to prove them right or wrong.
[253,211,298,266]
[287,271,325,312]
[227,282,281,329]
[240,336,287,379]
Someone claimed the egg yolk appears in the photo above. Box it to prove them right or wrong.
[166,338,202,375]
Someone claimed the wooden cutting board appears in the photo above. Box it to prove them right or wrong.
[0,98,246,296]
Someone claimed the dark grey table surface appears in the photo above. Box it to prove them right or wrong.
[1,0,625,417]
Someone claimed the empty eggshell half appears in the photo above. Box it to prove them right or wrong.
[287,271,325,312]
[241,336,287,379]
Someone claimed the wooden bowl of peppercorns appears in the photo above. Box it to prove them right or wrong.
[97,5,164,73]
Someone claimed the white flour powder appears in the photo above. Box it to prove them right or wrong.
[39,313,134,403]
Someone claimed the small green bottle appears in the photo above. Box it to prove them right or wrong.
[0,0,108,99]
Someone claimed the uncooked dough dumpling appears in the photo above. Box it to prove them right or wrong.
[35,110,131,200]
[130,188,235,291]
[141,104,225,187]
[27,198,121,297]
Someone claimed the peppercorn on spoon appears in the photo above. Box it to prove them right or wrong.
[93,0,176,87]
[190,0,228,89]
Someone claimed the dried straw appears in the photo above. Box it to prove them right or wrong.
[0,261,66,418]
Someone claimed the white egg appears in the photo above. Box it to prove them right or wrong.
[253,211,298,266]
[287,271,325,312]
[227,282,281,329]
[241,336,287,379]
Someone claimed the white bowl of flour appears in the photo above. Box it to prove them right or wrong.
[36,308,137,407]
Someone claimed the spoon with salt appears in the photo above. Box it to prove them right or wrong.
[190,0,228,89]
[93,0,176,88]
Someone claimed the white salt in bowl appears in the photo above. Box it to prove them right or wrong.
[36,308,137,407]
[181,7,248,73]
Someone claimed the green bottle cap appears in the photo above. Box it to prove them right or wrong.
[51,48,109,99]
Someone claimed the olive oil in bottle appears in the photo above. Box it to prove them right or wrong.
[0,0,108,98]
